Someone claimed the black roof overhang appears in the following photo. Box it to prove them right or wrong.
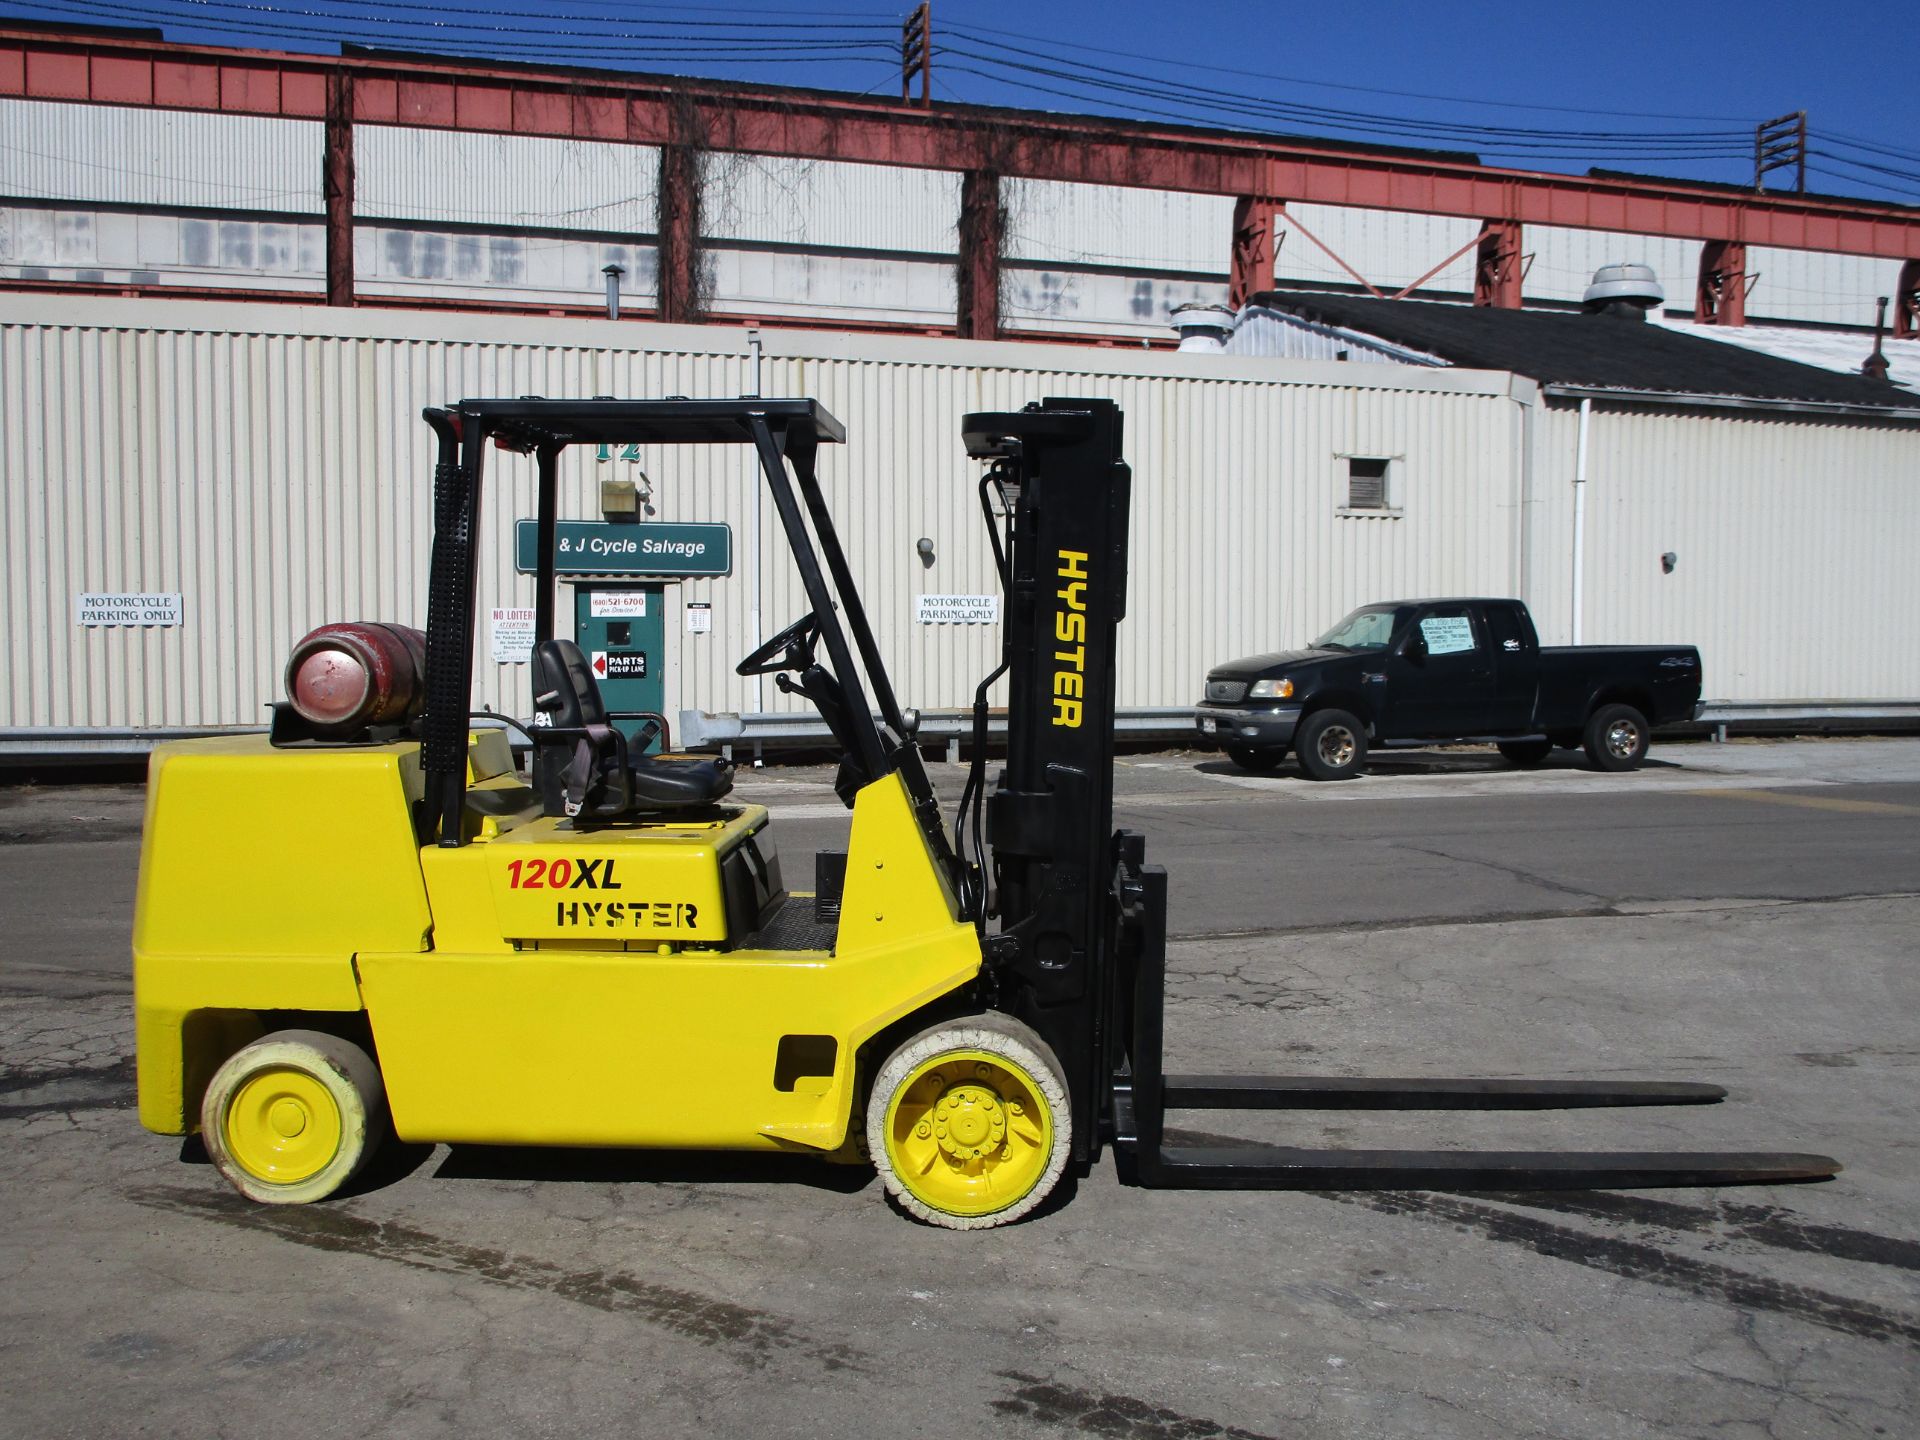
[448,397,847,452]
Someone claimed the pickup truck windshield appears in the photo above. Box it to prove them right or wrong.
[1312,605,1399,653]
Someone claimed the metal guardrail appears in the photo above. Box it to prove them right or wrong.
[677,706,1200,762]
[6,701,1920,764]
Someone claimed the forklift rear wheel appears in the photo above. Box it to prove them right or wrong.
[1225,745,1286,772]
[200,1030,388,1205]
[867,1014,1070,1230]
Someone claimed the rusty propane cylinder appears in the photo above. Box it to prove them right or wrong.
[283,622,428,736]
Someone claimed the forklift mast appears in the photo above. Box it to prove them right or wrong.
[963,399,1133,1162]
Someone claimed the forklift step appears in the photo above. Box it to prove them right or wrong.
[1162,1075,1728,1111]
[1149,1143,1841,1190]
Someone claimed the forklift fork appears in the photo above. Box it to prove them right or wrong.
[1112,859,1840,1191]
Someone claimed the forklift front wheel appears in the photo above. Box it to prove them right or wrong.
[199,1030,388,1205]
[867,1014,1070,1230]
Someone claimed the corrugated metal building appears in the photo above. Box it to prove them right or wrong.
[4,295,1918,754]
[5,92,1912,340]
[1231,291,1920,708]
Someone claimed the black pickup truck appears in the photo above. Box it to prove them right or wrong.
[1194,598,1702,780]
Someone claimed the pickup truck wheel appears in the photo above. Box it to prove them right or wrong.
[1496,738,1552,767]
[1583,704,1650,771]
[1297,709,1367,781]
[1225,744,1286,772]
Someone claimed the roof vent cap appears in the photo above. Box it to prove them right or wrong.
[1169,302,1236,353]
[1583,262,1665,312]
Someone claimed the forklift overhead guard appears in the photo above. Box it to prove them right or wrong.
[132,395,1839,1229]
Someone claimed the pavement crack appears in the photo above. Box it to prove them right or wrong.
[1323,1191,1920,1348]
[130,1184,872,1376]
[990,1370,1279,1440]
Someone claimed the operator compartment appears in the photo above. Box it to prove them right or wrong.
[479,806,783,948]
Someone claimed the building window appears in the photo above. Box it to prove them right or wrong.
[1338,456,1401,517]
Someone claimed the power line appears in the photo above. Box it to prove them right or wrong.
[934,45,1751,161]
[937,36,1750,149]
[938,18,1756,125]
[2,0,898,61]
[7,0,899,43]
[162,0,902,33]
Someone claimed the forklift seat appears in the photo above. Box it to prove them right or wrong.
[531,639,733,818]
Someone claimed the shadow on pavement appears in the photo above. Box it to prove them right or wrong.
[431,1143,877,1194]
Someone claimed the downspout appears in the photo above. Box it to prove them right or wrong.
[1571,396,1591,645]
[747,327,766,717]
[1511,377,1537,608]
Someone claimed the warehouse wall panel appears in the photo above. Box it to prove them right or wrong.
[1,299,1532,732]
[1525,402,1920,700]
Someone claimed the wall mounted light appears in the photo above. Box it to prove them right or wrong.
[1661,551,1678,574]
[915,537,936,568]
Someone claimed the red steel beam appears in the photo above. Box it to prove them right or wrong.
[1695,239,1748,326]
[1473,220,1523,308]
[1229,195,1278,308]
[323,70,353,306]
[1895,259,1920,340]
[956,168,1002,340]
[6,30,1920,262]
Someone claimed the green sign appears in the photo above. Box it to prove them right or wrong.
[515,520,732,577]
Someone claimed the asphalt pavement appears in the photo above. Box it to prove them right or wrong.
[1,737,1915,1438]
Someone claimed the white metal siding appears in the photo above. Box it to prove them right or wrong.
[1745,245,1901,328]
[1276,204,1482,296]
[1,298,1531,730]
[0,99,320,212]
[704,156,959,256]
[1523,226,1699,311]
[357,126,659,233]
[1003,180,1231,274]
[1524,402,1920,700]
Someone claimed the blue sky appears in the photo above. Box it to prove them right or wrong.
[4,0,1915,203]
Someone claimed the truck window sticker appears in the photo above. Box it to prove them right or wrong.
[1419,615,1476,656]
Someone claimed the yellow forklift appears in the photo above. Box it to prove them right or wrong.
[133,397,1837,1229]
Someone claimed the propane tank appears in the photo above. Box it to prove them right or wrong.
[283,622,428,737]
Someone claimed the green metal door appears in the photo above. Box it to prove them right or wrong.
[571,583,667,753]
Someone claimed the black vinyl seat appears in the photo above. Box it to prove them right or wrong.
[530,639,733,819]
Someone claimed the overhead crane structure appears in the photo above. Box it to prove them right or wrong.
[5,27,1920,334]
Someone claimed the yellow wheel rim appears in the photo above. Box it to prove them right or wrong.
[223,1067,344,1185]
[883,1049,1054,1219]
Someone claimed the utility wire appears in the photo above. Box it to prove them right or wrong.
[156,0,902,33]
[938,18,1757,125]
[935,48,1751,164]
[5,0,899,44]
[2,0,897,61]
[937,37,1751,151]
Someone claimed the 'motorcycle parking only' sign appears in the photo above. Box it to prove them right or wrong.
[76,592,183,627]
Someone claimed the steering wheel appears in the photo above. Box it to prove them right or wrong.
[736,611,821,677]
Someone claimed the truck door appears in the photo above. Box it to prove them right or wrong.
[1480,602,1539,732]
[1380,604,1496,738]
